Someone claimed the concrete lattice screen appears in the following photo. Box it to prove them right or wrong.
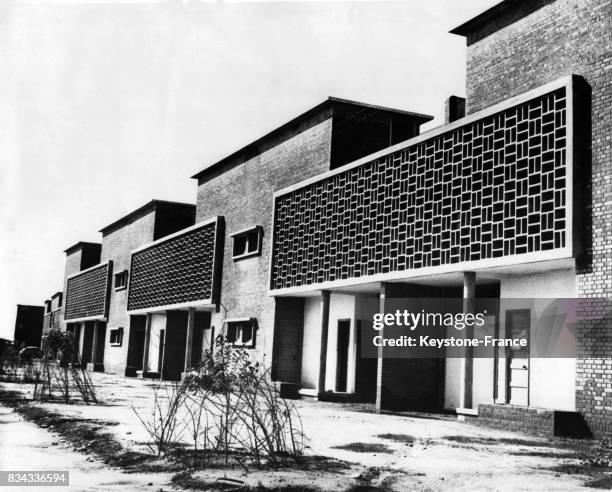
[127,219,221,312]
[270,82,571,292]
[64,262,112,320]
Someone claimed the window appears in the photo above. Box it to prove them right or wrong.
[44,300,51,314]
[110,328,124,346]
[114,270,129,290]
[226,318,256,348]
[231,226,262,260]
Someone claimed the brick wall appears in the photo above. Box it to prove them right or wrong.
[463,0,611,436]
[478,403,555,435]
[195,118,333,368]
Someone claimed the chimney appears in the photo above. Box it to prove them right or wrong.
[445,96,466,124]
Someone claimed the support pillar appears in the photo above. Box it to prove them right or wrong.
[91,321,99,364]
[375,283,387,413]
[317,290,331,398]
[141,314,152,376]
[457,271,477,418]
[184,308,195,373]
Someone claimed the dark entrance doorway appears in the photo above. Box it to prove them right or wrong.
[126,315,147,376]
[336,319,351,392]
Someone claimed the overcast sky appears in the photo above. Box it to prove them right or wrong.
[0,0,499,340]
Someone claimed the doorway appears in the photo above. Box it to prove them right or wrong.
[127,315,147,373]
[335,319,351,392]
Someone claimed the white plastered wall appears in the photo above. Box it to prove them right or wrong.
[498,268,577,411]
[300,297,321,389]
[325,293,357,392]
[146,312,167,373]
[446,268,577,411]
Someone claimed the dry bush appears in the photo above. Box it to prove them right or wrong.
[30,330,98,404]
[134,336,305,468]
[132,381,190,456]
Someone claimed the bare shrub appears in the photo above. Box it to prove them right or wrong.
[132,381,190,457]
[135,335,305,468]
[30,330,98,404]
[0,344,26,382]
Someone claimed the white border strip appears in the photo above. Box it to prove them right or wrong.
[268,250,575,296]
[128,299,215,315]
[64,315,108,323]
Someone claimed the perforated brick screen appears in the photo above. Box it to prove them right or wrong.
[128,222,217,311]
[271,87,568,290]
[64,263,111,320]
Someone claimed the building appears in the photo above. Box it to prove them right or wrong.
[41,0,610,438]
[42,292,63,336]
[62,200,195,373]
[13,305,44,347]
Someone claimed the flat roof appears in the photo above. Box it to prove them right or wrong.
[450,0,553,40]
[99,199,195,234]
[63,241,101,254]
[191,97,433,181]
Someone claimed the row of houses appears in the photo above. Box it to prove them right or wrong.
[21,0,611,437]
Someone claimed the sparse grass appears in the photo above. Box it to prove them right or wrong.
[376,433,415,445]
[442,435,545,447]
[171,471,323,491]
[508,450,579,459]
[585,476,612,489]
[332,442,393,454]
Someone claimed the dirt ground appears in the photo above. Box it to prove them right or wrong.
[0,372,608,491]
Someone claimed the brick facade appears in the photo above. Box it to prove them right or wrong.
[460,0,611,436]
[196,118,334,367]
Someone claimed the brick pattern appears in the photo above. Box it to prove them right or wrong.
[271,88,568,290]
[478,404,554,435]
[463,0,611,438]
[64,263,110,320]
[127,223,217,311]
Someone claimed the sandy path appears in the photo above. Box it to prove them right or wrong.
[0,405,173,491]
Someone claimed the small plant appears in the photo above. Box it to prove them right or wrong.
[134,335,305,468]
[132,381,189,456]
[32,330,98,404]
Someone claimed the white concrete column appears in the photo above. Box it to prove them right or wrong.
[184,308,195,372]
[458,271,476,416]
[78,323,85,364]
[142,314,152,373]
[317,291,331,396]
[375,284,387,412]
[91,321,99,364]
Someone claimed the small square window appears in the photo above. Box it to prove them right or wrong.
[231,226,262,260]
[110,327,123,346]
[226,319,256,348]
[114,270,129,291]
